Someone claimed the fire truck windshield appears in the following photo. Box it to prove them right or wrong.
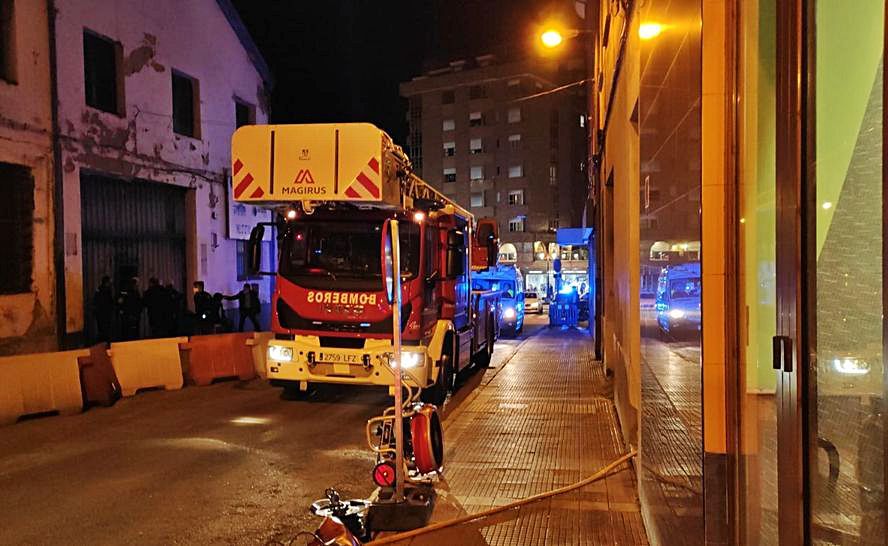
[280,221,420,289]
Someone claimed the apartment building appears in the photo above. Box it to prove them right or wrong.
[400,54,588,292]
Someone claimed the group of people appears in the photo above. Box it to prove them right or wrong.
[191,281,262,335]
[92,276,263,342]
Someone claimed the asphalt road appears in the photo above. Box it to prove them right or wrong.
[0,315,550,545]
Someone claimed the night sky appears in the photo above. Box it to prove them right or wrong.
[230,0,582,143]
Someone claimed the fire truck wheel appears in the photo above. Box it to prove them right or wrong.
[421,352,452,406]
[473,320,494,368]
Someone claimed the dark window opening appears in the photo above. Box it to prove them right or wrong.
[172,71,199,137]
[235,99,254,128]
[469,84,486,100]
[0,0,15,83]
[83,30,121,114]
[0,163,34,294]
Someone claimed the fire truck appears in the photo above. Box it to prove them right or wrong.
[232,123,500,405]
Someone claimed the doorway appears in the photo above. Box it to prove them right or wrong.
[80,174,187,342]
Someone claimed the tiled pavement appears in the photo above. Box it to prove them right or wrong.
[386,326,647,545]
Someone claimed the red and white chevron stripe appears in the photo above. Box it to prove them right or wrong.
[232,158,264,199]
[343,157,381,199]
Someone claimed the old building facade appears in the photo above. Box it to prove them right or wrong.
[0,0,55,354]
[0,0,272,353]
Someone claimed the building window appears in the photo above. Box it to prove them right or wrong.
[470,166,484,180]
[83,30,122,115]
[443,141,455,157]
[443,167,456,183]
[0,163,34,294]
[469,111,482,127]
[508,189,524,205]
[235,99,255,128]
[508,133,521,152]
[469,84,486,99]
[508,107,521,123]
[442,90,455,104]
[442,118,455,131]
[172,70,200,138]
[508,217,525,233]
[471,192,485,208]
[236,240,249,280]
[470,138,483,154]
[508,165,523,178]
[408,97,423,174]
[549,164,558,185]
[0,0,15,83]
[579,114,586,128]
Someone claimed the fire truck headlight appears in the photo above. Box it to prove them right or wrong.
[400,351,424,369]
[668,309,686,320]
[268,345,294,362]
[503,307,517,320]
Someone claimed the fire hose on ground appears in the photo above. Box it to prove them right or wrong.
[363,449,638,545]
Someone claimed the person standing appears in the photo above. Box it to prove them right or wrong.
[93,276,115,342]
[192,281,214,334]
[143,277,167,338]
[117,277,143,341]
[226,283,261,332]
[165,282,183,336]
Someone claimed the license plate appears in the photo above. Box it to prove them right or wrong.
[317,352,359,364]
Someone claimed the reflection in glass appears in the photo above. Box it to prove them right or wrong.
[738,0,778,543]
[638,0,703,543]
[811,2,884,543]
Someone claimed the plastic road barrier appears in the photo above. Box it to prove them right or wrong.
[107,337,187,397]
[183,333,256,386]
[247,332,274,379]
[0,349,88,425]
[77,344,121,407]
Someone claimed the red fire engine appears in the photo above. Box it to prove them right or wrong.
[232,123,499,405]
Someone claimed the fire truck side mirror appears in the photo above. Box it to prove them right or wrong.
[247,225,265,275]
[381,219,395,304]
[446,229,466,278]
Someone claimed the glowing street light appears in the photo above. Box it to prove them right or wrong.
[540,29,565,48]
[638,22,664,40]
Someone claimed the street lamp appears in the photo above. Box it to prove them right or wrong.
[540,29,566,48]
[538,26,588,49]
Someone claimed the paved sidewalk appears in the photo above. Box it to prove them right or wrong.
[396,326,648,545]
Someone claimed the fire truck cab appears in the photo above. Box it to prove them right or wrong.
[232,123,499,405]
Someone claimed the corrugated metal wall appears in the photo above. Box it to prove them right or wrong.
[81,174,187,341]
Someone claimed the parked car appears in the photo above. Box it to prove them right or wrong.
[524,291,543,314]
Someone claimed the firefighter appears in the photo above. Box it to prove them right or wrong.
[143,277,167,338]
[192,281,214,334]
[210,292,232,332]
[117,277,143,341]
[225,282,262,332]
[165,282,183,336]
[93,276,115,342]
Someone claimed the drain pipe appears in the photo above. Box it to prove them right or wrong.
[47,0,67,348]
